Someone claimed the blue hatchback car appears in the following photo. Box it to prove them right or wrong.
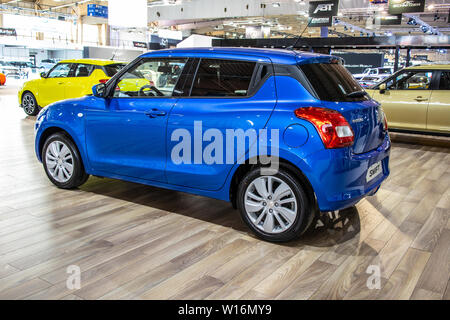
[35,47,390,242]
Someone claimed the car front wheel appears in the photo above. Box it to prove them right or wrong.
[237,167,313,242]
[22,92,40,116]
[42,133,89,189]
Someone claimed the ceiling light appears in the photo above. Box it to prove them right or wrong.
[427,5,435,10]
[272,2,281,7]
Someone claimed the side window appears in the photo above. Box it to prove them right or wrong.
[103,64,126,77]
[74,64,95,77]
[190,59,256,97]
[47,63,72,78]
[113,58,187,98]
[389,71,433,90]
[438,71,450,90]
[173,58,198,97]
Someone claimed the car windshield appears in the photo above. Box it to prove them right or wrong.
[104,63,126,77]
[299,63,368,102]
[361,76,380,81]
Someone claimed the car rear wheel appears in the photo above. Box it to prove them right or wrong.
[42,133,89,189]
[22,92,40,116]
[237,167,312,242]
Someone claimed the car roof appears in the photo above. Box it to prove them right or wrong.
[141,47,336,65]
[406,64,450,70]
[58,59,126,66]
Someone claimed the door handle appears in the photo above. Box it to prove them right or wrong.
[414,96,428,102]
[57,82,64,85]
[145,109,166,118]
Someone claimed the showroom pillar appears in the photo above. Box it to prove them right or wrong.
[320,27,328,38]
[405,48,411,67]
[105,25,111,46]
[394,45,399,72]
[0,14,3,28]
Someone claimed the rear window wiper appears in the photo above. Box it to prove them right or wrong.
[346,90,368,98]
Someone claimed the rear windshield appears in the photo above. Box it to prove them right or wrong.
[299,63,368,102]
[103,63,126,77]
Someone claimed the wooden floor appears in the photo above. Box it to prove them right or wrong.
[0,83,449,300]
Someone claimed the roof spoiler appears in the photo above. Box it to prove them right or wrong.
[295,55,344,66]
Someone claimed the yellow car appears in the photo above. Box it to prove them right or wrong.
[367,65,450,134]
[18,59,126,115]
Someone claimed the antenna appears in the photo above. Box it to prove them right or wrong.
[111,48,118,61]
[288,18,312,50]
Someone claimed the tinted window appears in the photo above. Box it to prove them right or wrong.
[386,71,433,90]
[47,63,72,78]
[439,71,450,90]
[379,68,392,74]
[299,63,366,102]
[191,59,256,97]
[103,63,126,77]
[113,58,187,98]
[74,64,95,77]
[173,58,197,97]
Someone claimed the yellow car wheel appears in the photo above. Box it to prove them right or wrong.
[22,92,40,116]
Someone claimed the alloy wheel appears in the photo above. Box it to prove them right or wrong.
[22,94,36,115]
[45,141,74,183]
[244,176,298,234]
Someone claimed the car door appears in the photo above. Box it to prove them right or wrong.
[39,63,74,106]
[65,63,96,100]
[427,70,450,133]
[166,57,277,191]
[85,57,189,182]
[371,70,433,131]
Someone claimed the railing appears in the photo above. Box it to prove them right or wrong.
[0,33,144,51]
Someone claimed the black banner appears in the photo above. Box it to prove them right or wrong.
[133,41,148,49]
[0,28,17,37]
[1,300,444,319]
[309,17,333,27]
[388,0,425,15]
[375,14,402,25]
[332,52,385,74]
[309,0,339,18]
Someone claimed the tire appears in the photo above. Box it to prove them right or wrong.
[42,133,89,189]
[237,167,312,242]
[22,92,40,116]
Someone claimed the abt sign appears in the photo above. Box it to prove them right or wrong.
[314,3,335,14]
[309,0,339,18]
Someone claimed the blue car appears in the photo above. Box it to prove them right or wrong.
[34,47,390,242]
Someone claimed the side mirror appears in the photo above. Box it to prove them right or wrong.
[40,72,47,78]
[379,83,387,94]
[92,83,106,98]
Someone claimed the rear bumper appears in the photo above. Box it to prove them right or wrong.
[303,133,391,212]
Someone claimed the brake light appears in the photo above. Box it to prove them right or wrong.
[381,109,388,131]
[295,107,354,149]
[99,79,109,84]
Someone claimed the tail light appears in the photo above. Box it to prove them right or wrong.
[380,107,388,131]
[99,79,109,84]
[295,107,354,149]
